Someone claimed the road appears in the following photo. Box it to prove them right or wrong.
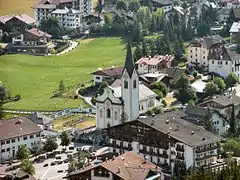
[56,41,78,56]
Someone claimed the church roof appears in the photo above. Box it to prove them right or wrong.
[110,79,157,101]
[124,41,135,77]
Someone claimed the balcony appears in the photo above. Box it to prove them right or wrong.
[176,147,184,152]
[176,155,185,160]
[195,145,218,153]
[196,154,216,161]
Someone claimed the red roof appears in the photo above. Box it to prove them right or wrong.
[0,14,35,24]
[0,117,42,141]
[136,55,174,66]
[68,151,162,180]
[27,28,52,38]
[92,67,124,77]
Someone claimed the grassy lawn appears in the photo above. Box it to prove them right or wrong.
[0,37,125,111]
[0,0,37,16]
[53,114,95,132]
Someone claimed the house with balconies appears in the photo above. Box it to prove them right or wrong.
[106,110,222,170]
[10,28,52,55]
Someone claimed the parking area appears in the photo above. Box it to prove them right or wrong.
[34,154,68,180]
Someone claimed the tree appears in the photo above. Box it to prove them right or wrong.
[182,2,188,9]
[141,39,150,56]
[39,16,64,38]
[116,0,128,11]
[204,82,219,97]
[150,81,168,96]
[174,87,196,105]
[16,145,30,160]
[58,80,65,92]
[31,142,42,156]
[133,44,143,61]
[128,0,140,13]
[213,77,226,93]
[68,157,76,172]
[225,73,238,89]
[21,159,35,175]
[95,0,103,14]
[98,81,109,95]
[43,136,58,152]
[133,20,143,42]
[60,131,71,147]
[173,74,190,89]
[75,151,84,169]
[104,13,113,27]
[229,104,237,136]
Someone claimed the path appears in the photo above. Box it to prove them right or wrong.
[76,88,95,108]
[56,40,78,56]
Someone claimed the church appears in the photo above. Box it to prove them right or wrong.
[96,42,158,129]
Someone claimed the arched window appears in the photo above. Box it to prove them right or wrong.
[124,81,128,89]
[114,111,117,120]
[100,109,103,118]
[133,79,137,89]
[107,108,111,118]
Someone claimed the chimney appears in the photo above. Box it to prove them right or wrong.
[166,120,169,124]
[121,157,125,161]
[191,131,194,135]
[202,137,206,141]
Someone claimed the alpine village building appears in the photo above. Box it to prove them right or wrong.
[107,110,222,171]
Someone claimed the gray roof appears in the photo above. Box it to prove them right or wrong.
[139,110,222,147]
[33,4,56,9]
[124,41,135,77]
[233,8,240,19]
[208,46,240,62]
[28,112,52,125]
[218,8,231,16]
[191,35,225,49]
[200,93,240,107]
[51,7,82,14]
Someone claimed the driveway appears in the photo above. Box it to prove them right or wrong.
[56,41,78,56]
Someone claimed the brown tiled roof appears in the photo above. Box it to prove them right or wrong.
[92,67,124,77]
[136,55,174,66]
[0,117,42,141]
[26,28,52,38]
[67,151,161,180]
[0,14,35,24]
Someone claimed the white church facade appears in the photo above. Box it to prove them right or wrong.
[96,42,158,129]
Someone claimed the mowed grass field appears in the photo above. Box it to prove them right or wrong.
[0,0,37,16]
[0,37,126,110]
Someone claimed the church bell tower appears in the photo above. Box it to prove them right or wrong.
[121,41,139,121]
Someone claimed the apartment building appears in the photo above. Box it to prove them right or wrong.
[33,0,92,27]
[187,35,226,69]
[51,7,82,29]
[0,117,42,162]
[107,110,222,169]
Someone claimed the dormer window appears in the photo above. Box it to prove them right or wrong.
[124,81,128,89]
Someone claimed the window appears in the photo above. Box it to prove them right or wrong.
[96,76,100,80]
[1,141,5,145]
[36,134,40,137]
[190,50,192,53]
[30,135,34,139]
[1,149,5,153]
[133,80,137,89]
[190,56,192,58]
[114,111,117,120]
[212,61,214,64]
[203,56,205,59]
[100,109,103,118]
[107,108,111,118]
[23,136,28,140]
[18,138,20,141]
[11,139,15,143]
[7,148,10,152]
[6,140,10,144]
[226,61,228,65]
[124,81,128,89]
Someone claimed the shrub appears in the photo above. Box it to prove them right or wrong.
[152,89,163,100]
[146,110,152,116]
[152,107,163,114]
[74,95,78,99]
[91,97,96,105]
[162,99,167,107]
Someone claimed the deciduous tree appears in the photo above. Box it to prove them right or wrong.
[225,73,238,89]
[21,159,35,175]
[204,82,219,97]
[60,131,71,147]
[43,137,58,152]
[128,0,140,13]
[17,145,30,160]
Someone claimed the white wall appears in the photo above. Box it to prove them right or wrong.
[208,59,232,77]
[211,113,229,135]
[188,46,208,68]
[184,144,194,168]
[121,69,139,121]
[0,133,41,162]
[139,98,156,113]
[93,75,104,84]
[137,64,148,74]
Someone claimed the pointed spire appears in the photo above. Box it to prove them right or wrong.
[124,40,135,77]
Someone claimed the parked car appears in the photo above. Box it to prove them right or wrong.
[43,164,49,167]
[50,162,56,166]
